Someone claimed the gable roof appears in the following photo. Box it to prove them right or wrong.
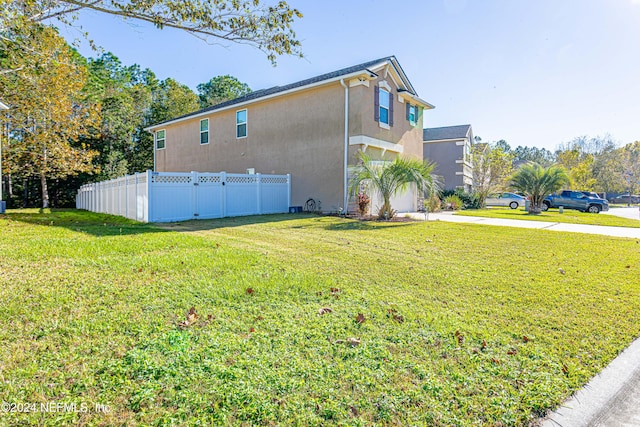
[423,125,472,142]
[146,56,432,131]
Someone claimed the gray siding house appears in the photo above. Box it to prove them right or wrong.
[423,124,474,191]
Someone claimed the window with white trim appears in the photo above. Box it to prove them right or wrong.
[236,109,247,138]
[155,129,165,150]
[374,85,393,128]
[200,119,209,144]
[379,88,390,125]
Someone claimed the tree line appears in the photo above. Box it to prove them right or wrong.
[1,31,252,208]
[472,135,640,206]
[1,0,302,208]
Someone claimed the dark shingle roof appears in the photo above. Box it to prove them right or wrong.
[150,56,398,128]
[423,125,472,142]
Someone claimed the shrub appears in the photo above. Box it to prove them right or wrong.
[439,189,481,210]
[444,195,463,210]
[425,194,442,212]
[357,192,370,217]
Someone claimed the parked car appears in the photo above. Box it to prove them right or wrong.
[543,190,609,213]
[580,191,601,199]
[485,192,527,209]
[609,194,640,204]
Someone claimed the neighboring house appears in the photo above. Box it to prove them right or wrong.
[423,124,474,191]
[145,56,434,213]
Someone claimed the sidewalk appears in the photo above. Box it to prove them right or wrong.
[406,211,640,239]
[405,210,640,426]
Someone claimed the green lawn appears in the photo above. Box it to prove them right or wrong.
[1,209,639,426]
[456,207,640,228]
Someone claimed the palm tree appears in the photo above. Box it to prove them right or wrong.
[349,152,440,219]
[509,163,569,214]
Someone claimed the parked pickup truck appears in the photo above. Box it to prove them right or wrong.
[542,190,609,213]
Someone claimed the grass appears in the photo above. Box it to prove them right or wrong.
[456,206,640,227]
[1,209,639,426]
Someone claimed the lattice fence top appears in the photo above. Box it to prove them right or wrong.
[261,176,288,184]
[226,176,258,184]
[198,175,222,184]
[151,175,192,184]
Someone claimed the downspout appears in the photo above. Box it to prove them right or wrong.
[340,79,349,213]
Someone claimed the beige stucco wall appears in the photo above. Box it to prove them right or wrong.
[347,75,426,164]
[156,84,346,210]
[154,70,430,212]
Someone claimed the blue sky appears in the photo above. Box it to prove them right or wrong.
[59,0,640,150]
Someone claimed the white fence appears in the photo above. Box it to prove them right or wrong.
[76,171,291,223]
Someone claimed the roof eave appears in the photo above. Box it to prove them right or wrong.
[399,90,434,109]
[144,69,374,132]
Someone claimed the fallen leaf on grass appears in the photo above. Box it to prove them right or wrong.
[346,337,361,347]
[318,307,333,315]
[246,287,255,295]
[481,340,488,350]
[333,337,361,347]
[562,363,569,375]
[455,330,464,345]
[523,335,530,343]
[178,306,198,329]
[507,349,517,355]
[355,313,366,324]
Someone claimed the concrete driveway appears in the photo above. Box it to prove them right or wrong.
[602,206,640,220]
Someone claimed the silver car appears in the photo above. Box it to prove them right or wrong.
[485,192,527,209]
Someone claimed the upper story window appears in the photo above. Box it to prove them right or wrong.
[155,129,166,150]
[374,85,393,128]
[236,109,247,138]
[200,119,209,144]
[407,104,416,125]
[379,88,390,126]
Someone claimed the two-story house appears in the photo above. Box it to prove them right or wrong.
[423,124,474,192]
[145,56,434,213]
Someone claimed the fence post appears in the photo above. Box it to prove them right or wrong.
[124,174,129,220]
[146,170,152,223]
[97,182,101,213]
[287,173,292,210]
[134,173,139,221]
[256,173,262,215]
[221,171,227,218]
[192,171,198,220]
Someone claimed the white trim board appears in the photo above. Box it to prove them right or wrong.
[349,135,404,155]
